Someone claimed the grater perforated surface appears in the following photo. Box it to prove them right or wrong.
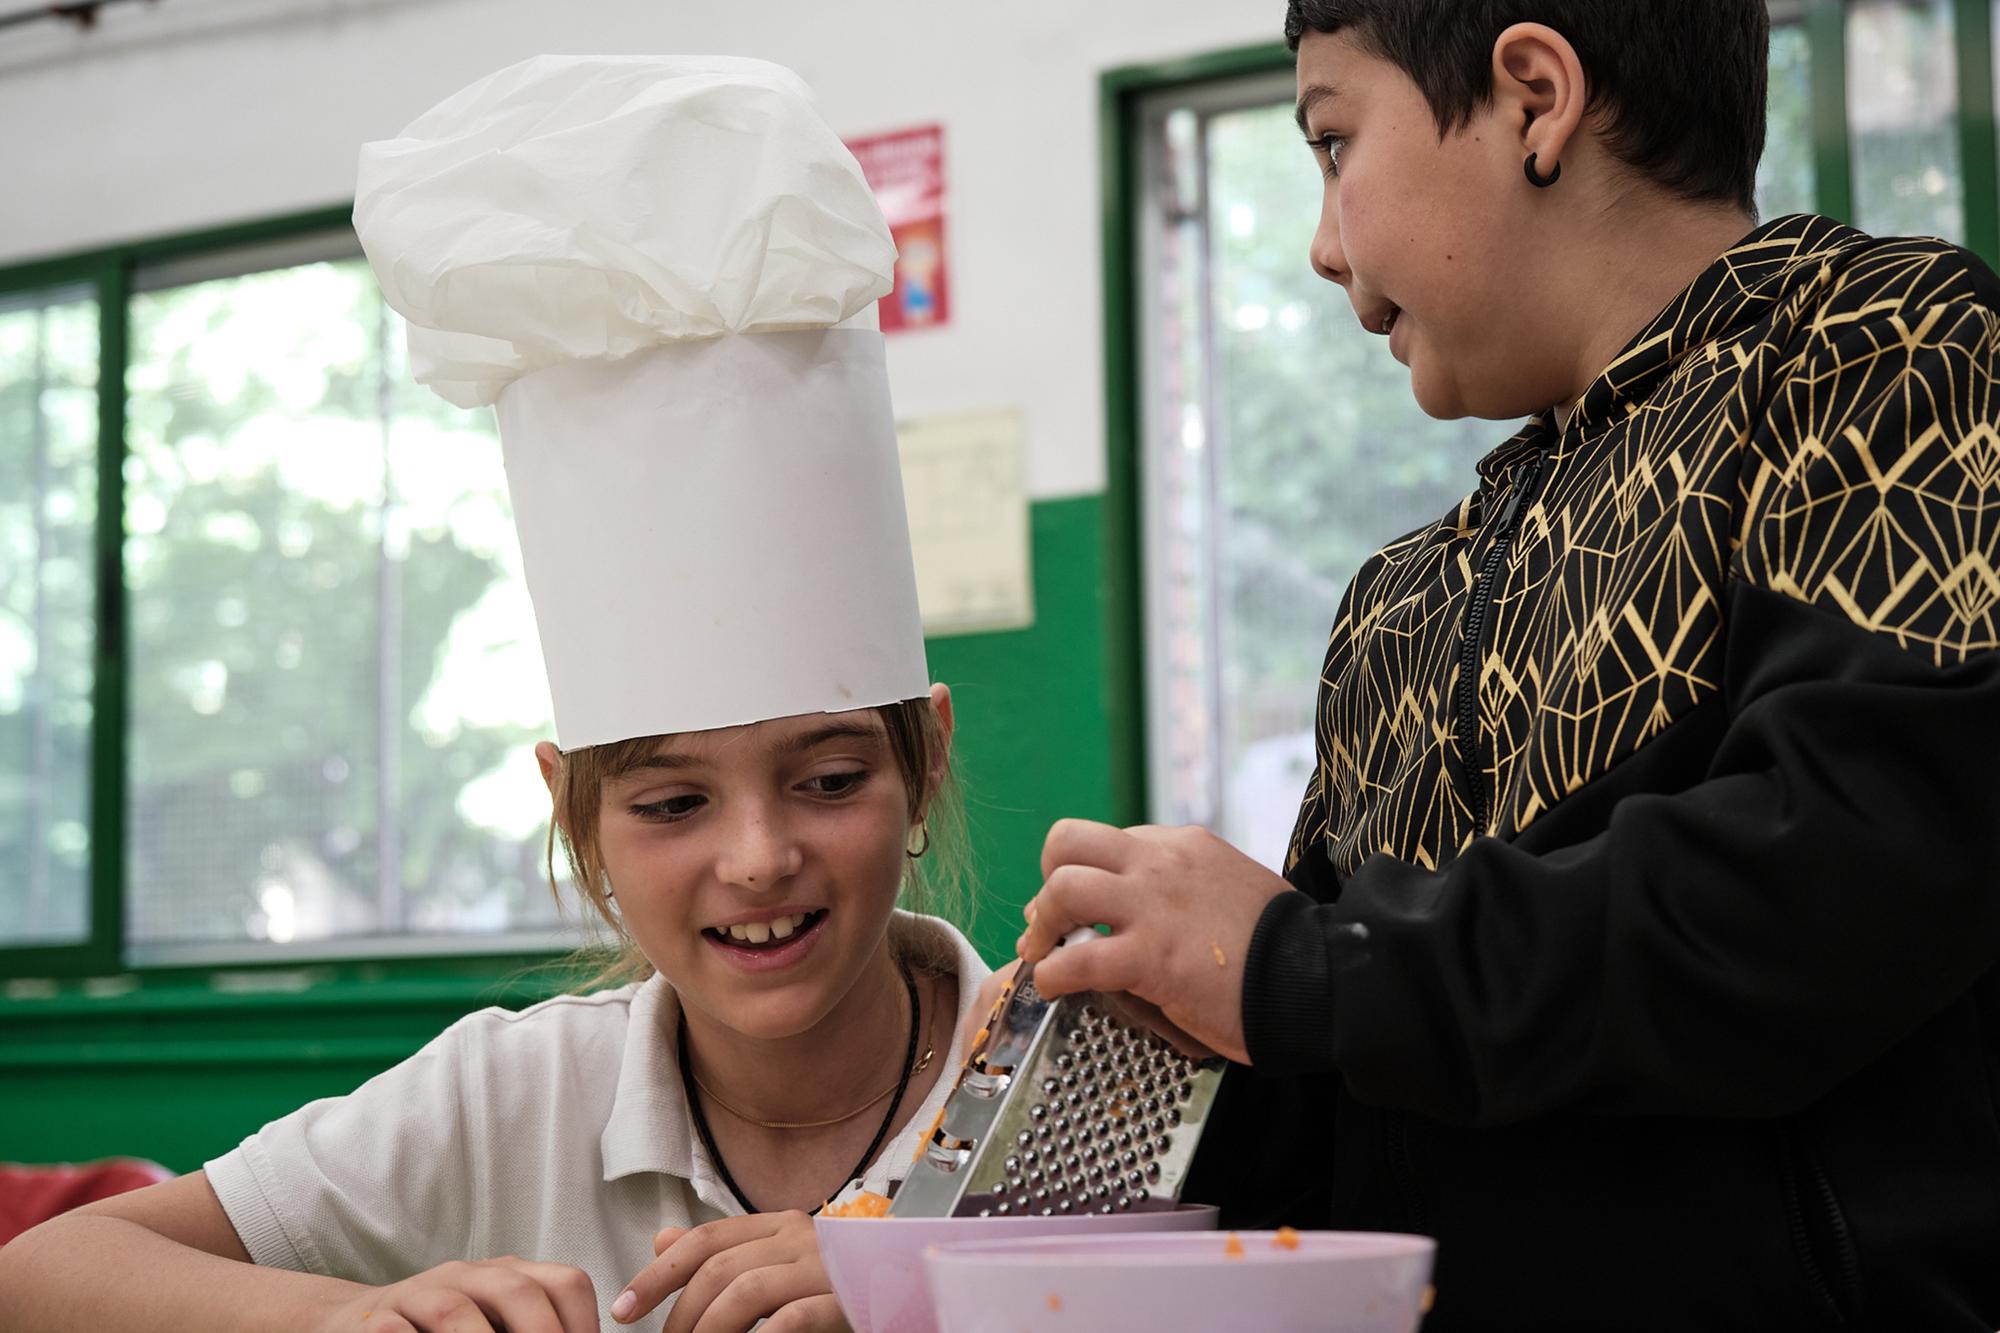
[891,957,1223,1219]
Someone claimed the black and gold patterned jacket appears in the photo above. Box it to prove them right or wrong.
[1216,217,2000,1330]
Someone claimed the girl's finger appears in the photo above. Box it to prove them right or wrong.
[689,1257,828,1333]
[958,960,1019,1055]
[494,1259,600,1333]
[359,1315,419,1333]
[398,1286,501,1333]
[623,1215,783,1324]
[659,1233,802,1333]
[759,1291,851,1332]
[439,1265,568,1333]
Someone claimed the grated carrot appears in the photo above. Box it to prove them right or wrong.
[1223,1233,1245,1259]
[821,1191,892,1219]
[1211,942,1227,967]
[910,1105,949,1163]
[1272,1226,1300,1250]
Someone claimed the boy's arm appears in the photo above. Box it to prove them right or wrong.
[1246,596,2000,1124]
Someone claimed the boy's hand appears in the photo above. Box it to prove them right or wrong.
[1018,820,1291,1067]
[315,1257,598,1333]
[614,1212,847,1332]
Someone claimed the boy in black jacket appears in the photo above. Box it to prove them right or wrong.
[1018,3,2000,1328]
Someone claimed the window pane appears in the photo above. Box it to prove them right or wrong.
[1143,94,1492,869]
[0,290,98,947]
[1850,0,1964,242]
[124,253,565,955]
[1759,22,1817,219]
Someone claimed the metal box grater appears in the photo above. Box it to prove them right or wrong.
[891,939,1225,1219]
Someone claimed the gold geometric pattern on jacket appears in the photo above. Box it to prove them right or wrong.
[1287,216,2000,881]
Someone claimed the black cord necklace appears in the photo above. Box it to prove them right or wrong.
[679,959,921,1216]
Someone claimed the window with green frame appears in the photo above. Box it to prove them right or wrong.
[0,213,582,980]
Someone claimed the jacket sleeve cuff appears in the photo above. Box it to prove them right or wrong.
[1242,889,1344,1075]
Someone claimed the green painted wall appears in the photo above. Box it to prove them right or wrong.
[925,495,1128,962]
[0,493,1134,1174]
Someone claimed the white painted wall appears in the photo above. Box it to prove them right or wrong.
[0,0,1289,498]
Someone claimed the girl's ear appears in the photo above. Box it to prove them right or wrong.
[918,681,956,819]
[1489,22,1588,173]
[928,681,956,749]
[534,740,571,839]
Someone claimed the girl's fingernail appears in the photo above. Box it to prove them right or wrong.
[611,1290,638,1322]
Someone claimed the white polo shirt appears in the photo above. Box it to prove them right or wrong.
[205,913,989,1331]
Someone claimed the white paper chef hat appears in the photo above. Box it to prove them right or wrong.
[353,55,930,751]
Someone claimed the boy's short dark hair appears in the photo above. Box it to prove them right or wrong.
[1284,1,1769,213]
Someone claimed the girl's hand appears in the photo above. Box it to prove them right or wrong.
[956,958,1020,1059]
[316,1257,598,1333]
[613,1212,849,1332]
[1017,820,1292,1067]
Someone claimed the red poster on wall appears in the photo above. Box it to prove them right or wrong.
[846,124,949,334]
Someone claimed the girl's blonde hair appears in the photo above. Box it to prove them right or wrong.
[544,697,966,991]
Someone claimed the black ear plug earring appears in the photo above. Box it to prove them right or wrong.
[1525,153,1561,188]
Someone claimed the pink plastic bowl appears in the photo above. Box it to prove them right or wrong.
[924,1230,1435,1333]
[815,1204,1218,1333]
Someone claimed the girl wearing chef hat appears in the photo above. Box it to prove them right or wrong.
[0,56,989,1333]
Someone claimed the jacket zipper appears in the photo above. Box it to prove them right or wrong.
[1779,1122,1861,1324]
[1782,1155,1843,1320]
[1452,454,1550,834]
[1807,1147,1864,1319]
[1388,455,1545,1240]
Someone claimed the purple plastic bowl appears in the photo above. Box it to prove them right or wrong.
[924,1230,1435,1333]
[815,1203,1219,1333]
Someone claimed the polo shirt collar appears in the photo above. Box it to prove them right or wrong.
[599,975,742,1209]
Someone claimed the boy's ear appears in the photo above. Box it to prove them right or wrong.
[534,740,571,838]
[1489,22,1588,171]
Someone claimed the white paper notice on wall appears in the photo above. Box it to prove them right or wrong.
[897,409,1035,635]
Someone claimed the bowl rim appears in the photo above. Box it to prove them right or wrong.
[814,1202,1221,1230]
[922,1228,1436,1266]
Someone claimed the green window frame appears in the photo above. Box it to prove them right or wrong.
[0,205,575,1000]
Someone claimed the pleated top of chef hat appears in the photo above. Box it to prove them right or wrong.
[353,55,929,751]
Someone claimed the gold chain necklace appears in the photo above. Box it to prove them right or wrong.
[688,987,935,1131]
